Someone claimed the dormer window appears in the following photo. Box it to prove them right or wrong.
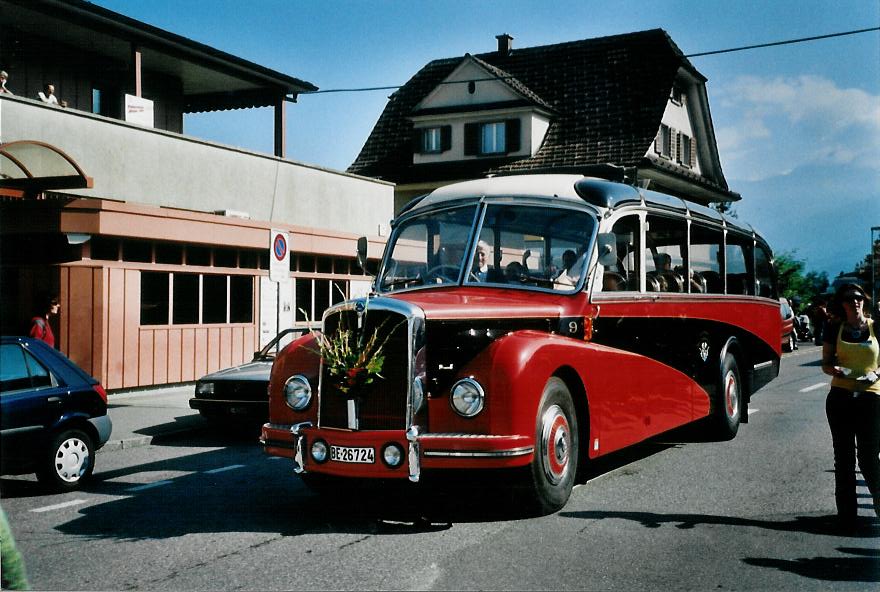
[481,122,506,154]
[416,126,451,154]
[464,119,521,156]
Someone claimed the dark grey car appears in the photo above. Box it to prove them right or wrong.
[189,328,306,424]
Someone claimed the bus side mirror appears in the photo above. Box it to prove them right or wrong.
[597,233,617,267]
[356,236,377,276]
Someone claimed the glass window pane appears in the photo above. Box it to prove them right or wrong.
[202,275,227,323]
[606,216,640,291]
[314,279,330,320]
[379,205,477,291]
[173,273,199,324]
[646,215,687,292]
[187,245,210,267]
[90,236,120,260]
[295,278,312,323]
[23,349,51,388]
[755,245,776,298]
[690,224,724,293]
[230,276,253,323]
[726,234,754,295]
[468,204,595,292]
[214,248,237,268]
[141,272,170,325]
[0,344,31,391]
[155,242,183,265]
[239,250,258,269]
[331,280,348,304]
[122,239,152,263]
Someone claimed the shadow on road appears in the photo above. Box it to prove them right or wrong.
[560,509,880,582]
[744,546,880,583]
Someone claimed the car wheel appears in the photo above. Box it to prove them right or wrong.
[709,353,742,441]
[783,333,795,352]
[37,429,95,492]
[522,377,579,515]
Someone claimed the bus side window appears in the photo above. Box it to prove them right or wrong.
[646,215,686,293]
[606,216,640,291]
[690,223,724,294]
[755,244,776,298]
[726,233,754,295]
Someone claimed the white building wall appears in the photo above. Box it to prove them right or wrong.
[1,96,394,237]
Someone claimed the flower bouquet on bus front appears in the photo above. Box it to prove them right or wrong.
[303,305,401,398]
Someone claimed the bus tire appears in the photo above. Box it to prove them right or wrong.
[711,352,742,440]
[523,377,579,515]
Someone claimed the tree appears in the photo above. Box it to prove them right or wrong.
[775,252,829,311]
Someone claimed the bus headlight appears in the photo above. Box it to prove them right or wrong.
[412,376,425,414]
[284,375,312,410]
[450,378,485,417]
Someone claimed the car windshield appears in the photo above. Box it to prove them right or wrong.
[378,202,596,293]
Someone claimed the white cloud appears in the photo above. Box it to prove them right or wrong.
[714,75,880,181]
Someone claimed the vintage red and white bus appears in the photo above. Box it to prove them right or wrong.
[261,174,782,514]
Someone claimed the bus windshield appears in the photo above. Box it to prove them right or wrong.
[378,202,597,293]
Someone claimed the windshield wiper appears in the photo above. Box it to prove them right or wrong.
[381,275,424,289]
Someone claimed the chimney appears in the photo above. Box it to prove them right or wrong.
[496,33,514,56]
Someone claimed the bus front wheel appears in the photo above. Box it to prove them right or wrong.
[522,377,579,515]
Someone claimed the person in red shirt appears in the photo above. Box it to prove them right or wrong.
[29,295,60,348]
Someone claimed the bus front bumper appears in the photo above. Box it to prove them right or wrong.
[261,422,534,482]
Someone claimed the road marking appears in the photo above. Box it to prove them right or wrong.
[748,408,759,415]
[205,464,245,474]
[800,382,827,393]
[126,480,173,492]
[31,499,86,513]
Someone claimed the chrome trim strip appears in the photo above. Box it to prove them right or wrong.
[291,421,313,474]
[753,360,774,370]
[406,426,421,482]
[418,433,519,439]
[424,446,534,458]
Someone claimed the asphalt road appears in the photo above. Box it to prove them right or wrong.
[2,343,878,590]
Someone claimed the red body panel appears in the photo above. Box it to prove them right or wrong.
[262,290,780,476]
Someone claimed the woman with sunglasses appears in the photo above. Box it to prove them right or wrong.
[821,283,880,529]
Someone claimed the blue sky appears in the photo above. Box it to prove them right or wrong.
[93,0,879,280]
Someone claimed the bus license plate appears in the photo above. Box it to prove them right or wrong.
[330,445,375,464]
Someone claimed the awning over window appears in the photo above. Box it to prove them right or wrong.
[0,140,93,198]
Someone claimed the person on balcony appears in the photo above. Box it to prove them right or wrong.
[38,83,58,105]
[0,71,13,94]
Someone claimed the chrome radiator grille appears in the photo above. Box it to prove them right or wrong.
[318,307,410,430]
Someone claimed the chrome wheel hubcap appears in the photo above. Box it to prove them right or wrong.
[55,437,89,483]
[541,405,571,485]
[724,370,739,420]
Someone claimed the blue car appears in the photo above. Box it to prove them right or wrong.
[1,336,112,491]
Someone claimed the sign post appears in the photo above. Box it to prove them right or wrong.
[264,230,292,345]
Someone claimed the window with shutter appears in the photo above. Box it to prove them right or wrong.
[660,124,671,158]
[680,133,692,168]
[505,119,521,153]
[464,123,479,155]
[670,129,679,163]
[480,122,506,154]
[690,137,697,168]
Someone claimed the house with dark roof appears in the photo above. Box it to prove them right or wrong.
[348,29,739,212]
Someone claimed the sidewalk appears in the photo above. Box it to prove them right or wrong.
[101,384,206,452]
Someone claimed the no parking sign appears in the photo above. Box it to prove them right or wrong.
[269,229,289,282]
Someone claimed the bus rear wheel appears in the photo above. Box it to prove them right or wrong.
[710,352,742,440]
[522,377,579,515]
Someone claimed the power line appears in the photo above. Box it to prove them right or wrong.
[299,26,880,96]
[685,26,880,57]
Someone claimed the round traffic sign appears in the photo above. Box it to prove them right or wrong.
[273,233,287,261]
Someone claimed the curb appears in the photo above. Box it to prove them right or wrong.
[98,425,205,454]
